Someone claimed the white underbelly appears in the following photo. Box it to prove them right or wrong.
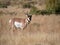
[14,21,23,28]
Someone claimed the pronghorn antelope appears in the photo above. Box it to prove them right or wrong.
[9,13,32,30]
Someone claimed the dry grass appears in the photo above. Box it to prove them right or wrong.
[0,7,60,45]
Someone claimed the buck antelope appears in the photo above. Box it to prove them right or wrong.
[9,13,32,30]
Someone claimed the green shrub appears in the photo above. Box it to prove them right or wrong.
[35,10,41,15]
[40,10,47,15]
[29,6,38,14]
[55,0,60,14]
[55,7,60,14]
[29,6,42,15]
[39,10,52,15]
[46,10,53,14]
[0,4,7,8]
[29,6,53,15]
[30,7,52,15]
[0,0,10,8]
[46,0,55,13]
[46,0,60,14]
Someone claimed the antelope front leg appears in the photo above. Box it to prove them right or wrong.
[11,25,15,32]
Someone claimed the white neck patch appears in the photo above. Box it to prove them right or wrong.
[26,18,30,23]
[27,18,30,21]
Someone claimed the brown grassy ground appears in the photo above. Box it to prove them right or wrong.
[0,7,60,45]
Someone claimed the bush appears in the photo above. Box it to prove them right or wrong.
[0,0,10,8]
[55,7,60,14]
[29,6,39,15]
[46,0,55,13]
[29,6,52,15]
[0,4,7,8]
[35,10,41,15]
[55,0,60,14]
[46,10,53,14]
[46,0,60,14]
[29,6,48,15]
[38,10,52,15]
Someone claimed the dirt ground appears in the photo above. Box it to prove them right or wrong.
[0,7,60,45]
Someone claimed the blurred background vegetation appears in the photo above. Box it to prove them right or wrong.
[0,0,60,15]
[46,0,60,14]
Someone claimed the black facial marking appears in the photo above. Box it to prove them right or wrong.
[26,14,32,24]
